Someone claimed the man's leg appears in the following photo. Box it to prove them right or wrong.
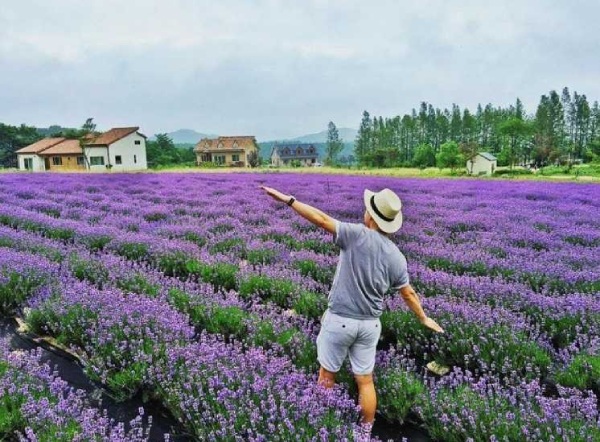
[318,366,336,388]
[354,374,376,424]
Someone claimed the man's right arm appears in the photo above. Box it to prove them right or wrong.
[399,285,444,333]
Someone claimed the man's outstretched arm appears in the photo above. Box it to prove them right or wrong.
[260,186,337,234]
[399,285,444,333]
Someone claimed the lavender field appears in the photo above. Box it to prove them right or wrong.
[0,172,599,442]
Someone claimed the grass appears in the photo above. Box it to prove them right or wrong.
[5,163,600,181]
[146,163,600,182]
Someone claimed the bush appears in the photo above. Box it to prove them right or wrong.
[555,354,600,392]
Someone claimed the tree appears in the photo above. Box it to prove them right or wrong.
[354,111,373,166]
[436,141,464,170]
[0,123,41,168]
[146,133,179,168]
[498,117,534,168]
[412,144,436,168]
[247,150,260,168]
[325,121,344,165]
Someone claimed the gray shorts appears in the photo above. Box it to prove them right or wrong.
[316,310,381,375]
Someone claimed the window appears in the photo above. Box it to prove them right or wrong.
[134,140,141,145]
[52,156,62,166]
[24,158,33,170]
[77,156,85,166]
[90,156,105,166]
[232,154,240,162]
[115,155,122,165]
[296,148,304,156]
[214,155,225,165]
[134,155,137,164]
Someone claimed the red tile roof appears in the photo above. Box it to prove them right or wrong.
[38,139,83,156]
[15,137,65,154]
[194,136,257,152]
[87,127,140,146]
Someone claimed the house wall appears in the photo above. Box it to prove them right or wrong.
[44,155,86,171]
[198,151,249,167]
[18,154,45,171]
[108,133,147,171]
[467,157,496,175]
[83,146,109,170]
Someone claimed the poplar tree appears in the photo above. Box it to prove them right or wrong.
[325,121,343,165]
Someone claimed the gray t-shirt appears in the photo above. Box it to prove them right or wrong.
[328,221,409,319]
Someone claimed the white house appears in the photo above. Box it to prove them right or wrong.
[16,127,148,172]
[16,138,66,171]
[467,152,497,176]
[84,127,147,171]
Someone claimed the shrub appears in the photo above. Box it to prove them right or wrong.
[555,354,600,392]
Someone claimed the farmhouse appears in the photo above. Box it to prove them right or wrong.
[194,136,258,167]
[270,143,319,167]
[16,127,148,172]
[466,152,497,176]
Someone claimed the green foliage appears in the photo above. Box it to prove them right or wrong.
[238,275,296,307]
[209,238,246,257]
[326,121,344,165]
[293,259,335,285]
[68,254,109,288]
[246,248,279,266]
[116,273,160,297]
[555,354,600,391]
[115,242,150,262]
[376,366,426,424]
[412,144,436,168]
[381,309,550,378]
[436,141,464,170]
[292,291,327,320]
[146,133,190,168]
[0,270,51,316]
[0,122,42,168]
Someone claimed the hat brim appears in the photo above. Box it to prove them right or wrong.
[364,189,403,233]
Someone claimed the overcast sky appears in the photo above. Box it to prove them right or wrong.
[1,0,599,141]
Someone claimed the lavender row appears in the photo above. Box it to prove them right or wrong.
[0,338,150,441]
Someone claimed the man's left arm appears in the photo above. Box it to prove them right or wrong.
[260,186,337,234]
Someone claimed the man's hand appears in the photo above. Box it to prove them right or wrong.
[260,186,290,203]
[420,316,444,333]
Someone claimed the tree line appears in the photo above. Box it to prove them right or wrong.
[353,87,600,169]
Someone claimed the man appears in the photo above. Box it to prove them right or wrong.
[260,186,443,438]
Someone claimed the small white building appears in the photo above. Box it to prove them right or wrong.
[84,127,147,171]
[467,152,497,176]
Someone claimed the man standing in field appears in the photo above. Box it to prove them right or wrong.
[260,185,444,439]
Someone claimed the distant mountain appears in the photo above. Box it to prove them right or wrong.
[257,141,355,162]
[288,127,357,143]
[258,127,357,161]
[151,129,217,144]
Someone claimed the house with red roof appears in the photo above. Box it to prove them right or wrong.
[16,127,147,172]
[194,136,258,167]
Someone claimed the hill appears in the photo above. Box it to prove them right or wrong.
[151,129,217,144]
[287,127,357,143]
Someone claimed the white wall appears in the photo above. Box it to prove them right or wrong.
[83,146,109,171]
[108,133,147,171]
[18,154,45,171]
[467,156,496,175]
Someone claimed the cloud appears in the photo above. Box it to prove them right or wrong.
[0,0,599,139]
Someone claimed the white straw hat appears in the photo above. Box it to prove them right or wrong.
[363,188,403,233]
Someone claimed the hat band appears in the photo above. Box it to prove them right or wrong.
[370,195,395,222]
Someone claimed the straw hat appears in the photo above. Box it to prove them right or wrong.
[363,188,403,233]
